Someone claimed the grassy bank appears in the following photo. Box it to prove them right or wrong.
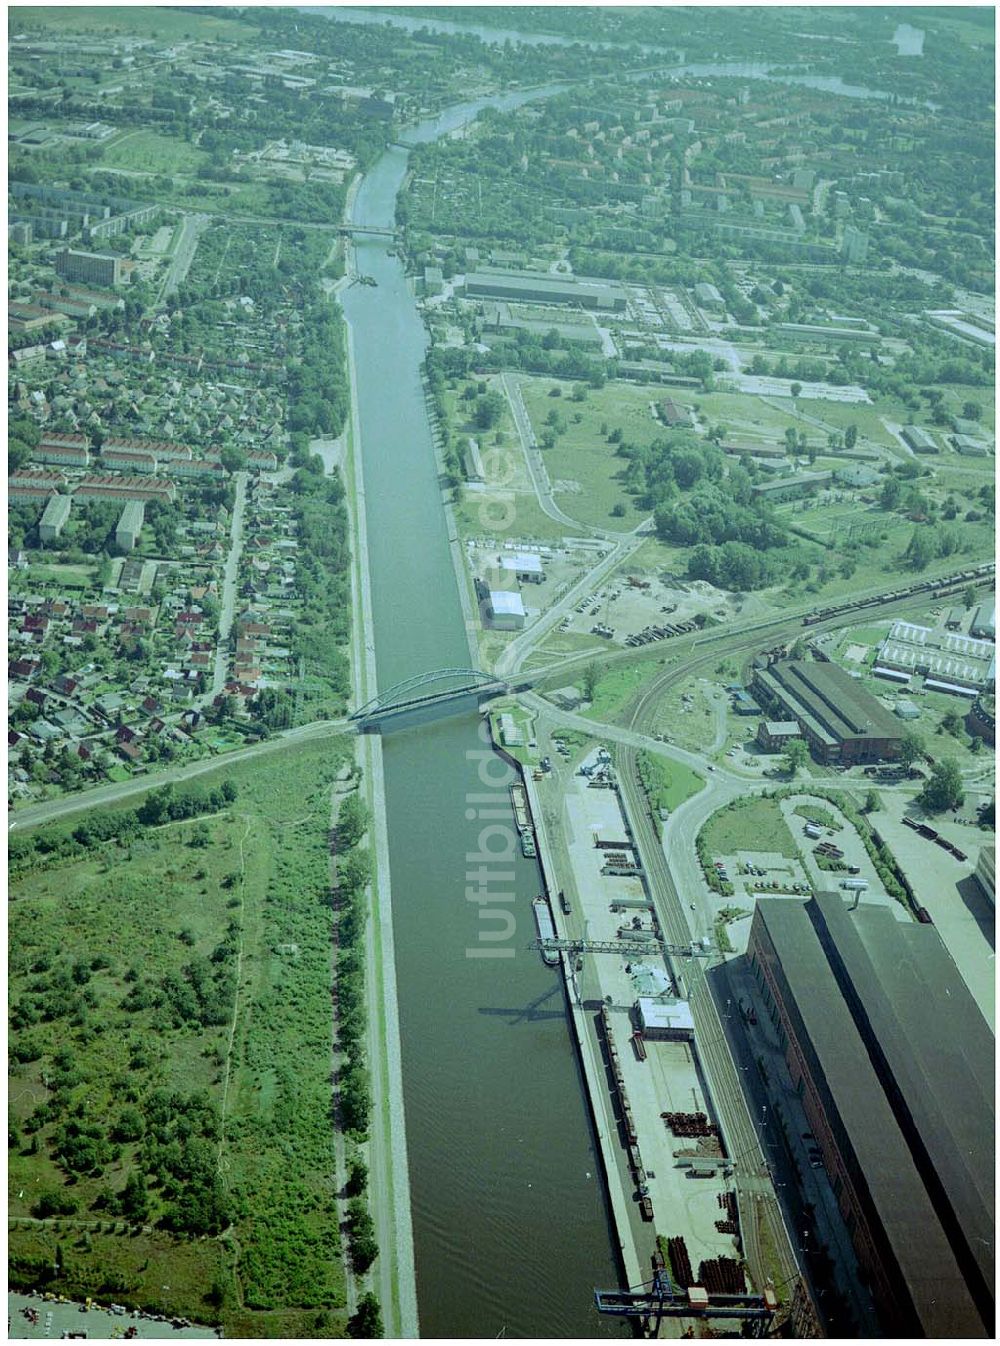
[9,740,355,1337]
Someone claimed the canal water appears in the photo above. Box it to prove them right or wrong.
[339,94,623,1339]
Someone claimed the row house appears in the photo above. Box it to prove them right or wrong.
[10,484,58,505]
[102,447,159,474]
[73,474,177,504]
[174,458,227,480]
[10,469,69,492]
[37,431,91,451]
[34,440,91,468]
[104,435,193,461]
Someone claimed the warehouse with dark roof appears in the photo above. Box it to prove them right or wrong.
[463,269,627,311]
[750,658,904,763]
[747,891,994,1339]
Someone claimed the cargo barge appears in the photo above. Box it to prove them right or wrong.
[511,781,538,857]
[532,895,559,966]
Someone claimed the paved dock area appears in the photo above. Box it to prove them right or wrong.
[8,1294,218,1341]
[558,753,741,1283]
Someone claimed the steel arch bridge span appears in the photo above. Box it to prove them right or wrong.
[350,668,507,721]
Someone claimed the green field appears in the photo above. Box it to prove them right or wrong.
[582,660,666,722]
[695,388,799,440]
[792,802,843,831]
[13,563,98,590]
[701,796,799,859]
[101,130,207,177]
[517,376,660,527]
[8,739,354,1337]
[651,681,718,754]
[793,397,907,450]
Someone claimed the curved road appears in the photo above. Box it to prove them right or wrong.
[501,370,651,541]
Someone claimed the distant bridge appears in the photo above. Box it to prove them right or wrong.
[350,668,510,729]
[338,223,400,240]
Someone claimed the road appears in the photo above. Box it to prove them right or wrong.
[8,719,351,831]
[496,529,649,678]
[501,371,650,541]
[205,470,249,704]
[611,723,812,1324]
[514,566,995,692]
[13,569,990,835]
[159,212,209,304]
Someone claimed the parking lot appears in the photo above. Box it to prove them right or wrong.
[557,574,742,647]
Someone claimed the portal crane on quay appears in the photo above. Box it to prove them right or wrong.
[531,937,716,959]
[594,1270,778,1337]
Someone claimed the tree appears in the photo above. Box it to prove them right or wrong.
[790,381,802,401]
[918,758,964,814]
[582,663,600,702]
[905,527,936,570]
[210,694,237,725]
[119,1170,150,1225]
[337,792,369,850]
[610,502,626,518]
[474,391,504,430]
[348,1293,383,1338]
[347,1199,378,1271]
[864,789,880,814]
[844,423,858,450]
[880,476,902,511]
[899,731,924,769]
[782,738,810,778]
[339,847,372,896]
[962,401,982,421]
[963,584,977,609]
[941,709,964,738]
[219,444,247,474]
[346,1153,368,1197]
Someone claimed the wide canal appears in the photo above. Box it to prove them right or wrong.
[339,94,623,1339]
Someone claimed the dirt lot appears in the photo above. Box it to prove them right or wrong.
[557,574,744,647]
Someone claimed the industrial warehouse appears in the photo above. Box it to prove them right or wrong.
[747,892,994,1340]
[750,658,905,763]
[875,620,996,695]
[463,268,627,311]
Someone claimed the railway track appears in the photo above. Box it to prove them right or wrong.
[591,569,999,1330]
[525,562,995,691]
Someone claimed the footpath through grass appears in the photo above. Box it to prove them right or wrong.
[8,740,354,1337]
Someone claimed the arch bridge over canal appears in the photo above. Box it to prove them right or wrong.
[351,667,515,730]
